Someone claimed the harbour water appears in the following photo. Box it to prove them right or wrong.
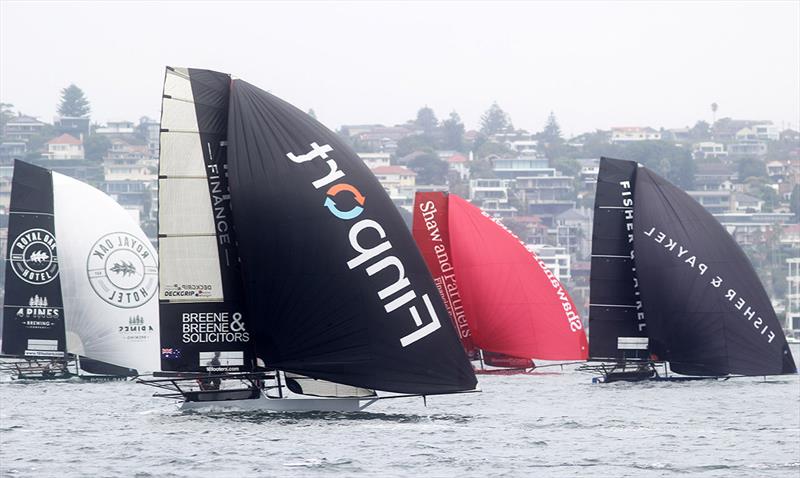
[1,353,799,477]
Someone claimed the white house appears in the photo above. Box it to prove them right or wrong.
[610,127,661,143]
[357,152,391,170]
[43,133,84,160]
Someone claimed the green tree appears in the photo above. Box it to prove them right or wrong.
[0,103,14,134]
[689,120,710,141]
[540,111,563,146]
[737,157,766,181]
[395,134,436,158]
[57,84,90,117]
[441,111,465,151]
[790,184,800,219]
[480,102,512,135]
[84,134,111,161]
[476,140,511,159]
[407,152,448,185]
[415,106,438,136]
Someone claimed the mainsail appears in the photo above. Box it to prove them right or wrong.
[225,77,476,394]
[2,160,66,359]
[2,160,160,373]
[413,191,588,361]
[588,157,796,376]
[588,157,648,360]
[158,67,253,373]
[632,165,796,376]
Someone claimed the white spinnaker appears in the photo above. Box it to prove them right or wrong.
[52,172,160,373]
[159,67,224,302]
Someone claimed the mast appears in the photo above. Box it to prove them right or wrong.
[632,165,796,376]
[2,160,67,360]
[158,67,253,373]
[588,157,649,361]
[225,77,477,394]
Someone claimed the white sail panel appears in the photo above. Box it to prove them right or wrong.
[159,179,216,235]
[159,132,206,177]
[163,68,193,101]
[159,236,224,302]
[161,98,200,131]
[52,172,160,373]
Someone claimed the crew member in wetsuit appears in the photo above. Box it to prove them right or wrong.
[199,352,222,391]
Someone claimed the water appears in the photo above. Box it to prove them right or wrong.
[1,363,799,477]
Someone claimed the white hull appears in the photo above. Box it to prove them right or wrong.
[179,392,378,412]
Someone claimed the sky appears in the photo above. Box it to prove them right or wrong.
[1,1,799,137]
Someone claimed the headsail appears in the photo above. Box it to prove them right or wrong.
[226,78,477,394]
[633,165,796,376]
[2,160,66,359]
[52,171,160,373]
[158,67,253,373]
[444,194,587,360]
[588,157,648,360]
[411,192,478,356]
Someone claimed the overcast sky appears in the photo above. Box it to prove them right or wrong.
[1,1,798,136]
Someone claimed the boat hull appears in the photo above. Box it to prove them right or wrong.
[179,393,377,412]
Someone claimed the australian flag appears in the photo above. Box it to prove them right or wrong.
[161,348,181,359]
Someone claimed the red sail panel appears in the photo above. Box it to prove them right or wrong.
[412,192,478,356]
[447,195,588,360]
[482,351,534,369]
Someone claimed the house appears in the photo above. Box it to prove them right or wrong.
[732,192,764,213]
[3,114,46,142]
[787,257,800,335]
[727,141,767,157]
[688,190,732,214]
[736,124,779,142]
[694,162,734,191]
[446,153,470,181]
[357,152,391,170]
[54,116,90,139]
[96,120,136,135]
[43,133,84,160]
[576,158,599,187]
[610,127,661,143]
[515,169,576,219]
[0,142,27,163]
[692,142,727,160]
[527,244,571,282]
[371,165,417,207]
[491,154,548,179]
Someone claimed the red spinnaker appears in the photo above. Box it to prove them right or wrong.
[446,195,588,360]
[412,192,478,356]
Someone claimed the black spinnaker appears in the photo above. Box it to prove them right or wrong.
[633,165,796,376]
[226,78,477,394]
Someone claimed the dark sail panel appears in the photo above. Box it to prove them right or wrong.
[633,166,796,376]
[589,157,648,360]
[158,67,254,373]
[227,79,477,394]
[2,160,67,358]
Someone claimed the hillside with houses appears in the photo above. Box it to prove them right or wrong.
[1,89,798,338]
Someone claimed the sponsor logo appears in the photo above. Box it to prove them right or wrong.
[118,314,155,341]
[13,295,60,328]
[642,225,778,345]
[181,312,249,344]
[620,180,646,332]
[287,142,442,347]
[162,283,214,298]
[87,232,157,308]
[9,228,59,285]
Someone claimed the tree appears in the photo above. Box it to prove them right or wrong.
[407,152,448,185]
[415,106,438,136]
[395,134,436,159]
[737,157,766,181]
[307,108,317,120]
[0,103,14,134]
[790,184,800,219]
[84,134,111,161]
[711,102,718,124]
[57,84,90,117]
[540,111,563,146]
[480,102,512,135]
[689,120,710,141]
[441,111,465,151]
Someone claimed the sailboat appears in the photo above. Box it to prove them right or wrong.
[1,160,160,380]
[584,157,797,382]
[140,67,477,411]
[412,191,588,374]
